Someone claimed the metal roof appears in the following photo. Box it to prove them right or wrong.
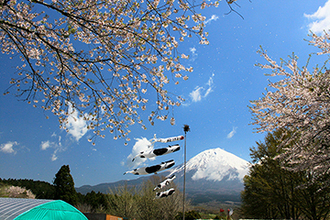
[0,198,87,220]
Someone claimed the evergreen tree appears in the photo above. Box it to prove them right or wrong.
[241,130,330,220]
[53,165,78,205]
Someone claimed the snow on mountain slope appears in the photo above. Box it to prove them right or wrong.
[76,148,249,203]
[169,148,249,182]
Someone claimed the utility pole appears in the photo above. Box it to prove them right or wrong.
[183,125,190,220]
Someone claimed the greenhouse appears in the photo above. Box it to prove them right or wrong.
[0,198,88,220]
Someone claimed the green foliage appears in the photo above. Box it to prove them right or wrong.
[1,170,197,218]
[53,165,78,205]
[175,210,201,220]
[175,212,183,220]
[106,176,184,220]
[107,184,139,219]
[135,181,161,220]
[85,191,108,212]
[241,130,330,220]
[0,172,106,213]
[0,178,55,199]
[185,210,202,220]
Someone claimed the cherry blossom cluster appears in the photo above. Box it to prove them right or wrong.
[0,0,220,144]
[4,185,35,198]
[250,33,330,186]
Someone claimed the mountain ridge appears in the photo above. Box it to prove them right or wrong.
[76,147,249,204]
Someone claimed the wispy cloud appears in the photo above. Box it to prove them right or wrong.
[40,134,63,161]
[51,153,58,162]
[190,47,196,54]
[124,137,154,168]
[190,87,203,102]
[305,0,330,34]
[205,14,219,25]
[0,141,18,154]
[41,141,52,150]
[65,103,88,141]
[227,127,237,139]
[189,47,198,61]
[204,74,214,97]
[189,73,215,103]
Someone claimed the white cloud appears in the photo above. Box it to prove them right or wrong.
[205,14,219,24]
[125,137,154,167]
[40,134,63,161]
[190,86,203,102]
[51,153,58,161]
[206,74,214,86]
[305,0,330,34]
[189,74,214,103]
[65,103,88,141]
[40,141,52,150]
[0,141,18,154]
[204,74,214,97]
[227,127,237,139]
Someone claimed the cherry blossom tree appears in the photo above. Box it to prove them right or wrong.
[0,0,229,144]
[2,185,36,198]
[250,32,330,186]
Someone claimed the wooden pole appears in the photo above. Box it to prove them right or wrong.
[183,125,190,220]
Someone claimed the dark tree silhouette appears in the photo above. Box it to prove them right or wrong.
[53,165,78,205]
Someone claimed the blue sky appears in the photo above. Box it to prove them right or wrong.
[1,0,330,187]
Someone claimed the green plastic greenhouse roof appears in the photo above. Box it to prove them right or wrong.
[0,198,88,220]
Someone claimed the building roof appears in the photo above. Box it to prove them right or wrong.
[0,198,88,220]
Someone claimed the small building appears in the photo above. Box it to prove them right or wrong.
[0,197,88,220]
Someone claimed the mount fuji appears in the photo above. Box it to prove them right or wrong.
[166,148,249,204]
[169,147,248,182]
[76,148,250,204]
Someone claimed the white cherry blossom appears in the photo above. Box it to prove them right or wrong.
[0,0,228,143]
[250,33,330,186]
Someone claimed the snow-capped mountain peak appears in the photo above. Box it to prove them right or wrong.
[170,148,249,182]
[76,148,249,204]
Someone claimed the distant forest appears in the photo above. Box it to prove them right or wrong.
[0,165,206,219]
[0,178,55,199]
[0,177,108,212]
